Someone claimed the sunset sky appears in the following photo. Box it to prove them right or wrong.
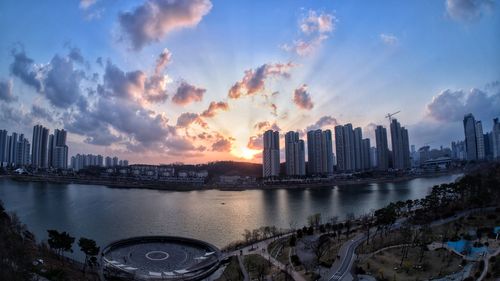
[0,0,499,164]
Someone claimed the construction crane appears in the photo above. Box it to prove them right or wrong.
[385,111,401,122]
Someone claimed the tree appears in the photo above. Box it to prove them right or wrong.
[78,237,100,273]
[307,213,322,228]
[47,229,75,258]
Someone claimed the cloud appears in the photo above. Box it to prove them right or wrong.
[68,47,85,64]
[31,104,54,122]
[426,87,500,122]
[380,33,399,46]
[44,54,86,108]
[119,0,212,50]
[306,115,338,132]
[165,136,206,155]
[66,95,173,148]
[293,84,314,110]
[253,121,280,132]
[10,48,86,108]
[228,62,294,99]
[282,10,336,56]
[0,104,33,127]
[80,0,97,10]
[155,48,172,74]
[176,112,208,128]
[9,48,43,92]
[446,0,494,22]
[201,101,229,117]
[101,60,169,103]
[172,82,205,105]
[212,136,232,152]
[247,135,263,150]
[0,80,17,103]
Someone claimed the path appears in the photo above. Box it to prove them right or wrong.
[237,255,250,281]
[321,207,495,281]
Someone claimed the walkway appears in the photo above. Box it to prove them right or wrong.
[321,207,495,281]
[237,254,250,281]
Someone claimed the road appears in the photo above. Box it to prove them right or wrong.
[322,234,365,281]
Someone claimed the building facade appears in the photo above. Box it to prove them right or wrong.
[285,131,306,176]
[307,129,333,175]
[32,125,49,168]
[375,125,389,170]
[463,114,477,161]
[263,130,280,178]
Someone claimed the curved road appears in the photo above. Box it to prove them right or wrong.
[323,234,365,281]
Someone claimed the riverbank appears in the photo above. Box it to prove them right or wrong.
[1,170,461,191]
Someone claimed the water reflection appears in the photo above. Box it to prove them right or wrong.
[0,174,460,261]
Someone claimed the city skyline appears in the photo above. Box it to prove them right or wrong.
[0,0,499,164]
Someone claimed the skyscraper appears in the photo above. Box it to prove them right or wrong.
[48,129,68,169]
[475,121,485,160]
[353,127,363,171]
[263,130,280,178]
[334,126,345,171]
[390,119,410,170]
[463,114,477,161]
[32,125,49,168]
[492,118,500,159]
[15,134,30,166]
[335,124,365,172]
[361,138,371,170]
[375,125,389,170]
[285,131,305,176]
[0,130,7,164]
[307,129,333,175]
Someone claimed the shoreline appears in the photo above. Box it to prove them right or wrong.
[0,170,461,191]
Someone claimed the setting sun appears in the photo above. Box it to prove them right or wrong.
[232,146,261,160]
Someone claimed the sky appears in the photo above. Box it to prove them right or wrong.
[0,0,499,164]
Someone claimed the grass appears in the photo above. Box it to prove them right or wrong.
[359,247,462,281]
[244,254,271,280]
[216,256,244,281]
[268,237,291,265]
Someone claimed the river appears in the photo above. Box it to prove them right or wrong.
[0,174,460,260]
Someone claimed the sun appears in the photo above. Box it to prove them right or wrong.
[231,146,261,160]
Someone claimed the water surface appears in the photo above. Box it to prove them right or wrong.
[0,174,460,260]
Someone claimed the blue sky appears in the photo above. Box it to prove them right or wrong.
[0,0,499,164]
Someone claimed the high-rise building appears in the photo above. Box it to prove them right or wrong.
[112,156,119,167]
[32,125,49,168]
[475,121,485,160]
[334,126,345,171]
[463,114,477,161]
[492,118,500,159]
[307,129,333,175]
[335,124,356,172]
[0,130,7,164]
[15,134,30,166]
[484,132,493,160]
[48,129,68,169]
[285,131,305,176]
[263,130,280,177]
[375,125,389,170]
[390,119,410,170]
[370,147,378,168]
[105,156,112,167]
[361,138,371,170]
[97,155,104,167]
[451,140,466,160]
[353,127,363,171]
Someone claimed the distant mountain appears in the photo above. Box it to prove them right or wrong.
[171,161,262,178]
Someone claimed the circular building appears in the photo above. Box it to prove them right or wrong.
[101,236,221,281]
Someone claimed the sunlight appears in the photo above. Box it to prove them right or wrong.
[231,146,261,160]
